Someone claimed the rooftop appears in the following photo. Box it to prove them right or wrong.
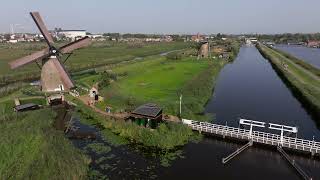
[14,103,39,111]
[131,103,162,118]
[57,30,86,32]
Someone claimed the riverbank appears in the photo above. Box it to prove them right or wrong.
[257,43,320,121]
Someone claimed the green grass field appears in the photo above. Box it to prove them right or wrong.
[81,53,227,121]
[0,41,190,84]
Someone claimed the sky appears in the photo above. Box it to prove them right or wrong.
[1,0,320,34]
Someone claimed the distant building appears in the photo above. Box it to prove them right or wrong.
[55,28,86,40]
[8,39,18,43]
[219,52,230,60]
[307,40,320,48]
[162,35,173,42]
[191,33,204,42]
[145,38,161,42]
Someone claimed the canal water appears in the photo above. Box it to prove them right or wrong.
[72,46,320,179]
[158,46,320,179]
[276,45,320,69]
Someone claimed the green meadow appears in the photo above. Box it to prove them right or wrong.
[0,41,190,84]
[100,57,209,109]
[74,53,227,119]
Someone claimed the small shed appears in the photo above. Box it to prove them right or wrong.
[14,103,40,112]
[89,86,99,98]
[130,103,163,128]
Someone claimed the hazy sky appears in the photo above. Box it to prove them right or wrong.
[1,0,320,34]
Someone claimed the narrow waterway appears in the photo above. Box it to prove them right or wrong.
[158,46,320,180]
[276,45,320,69]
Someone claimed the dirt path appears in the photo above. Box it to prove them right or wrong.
[78,96,129,120]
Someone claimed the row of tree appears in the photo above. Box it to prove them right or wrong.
[257,33,320,43]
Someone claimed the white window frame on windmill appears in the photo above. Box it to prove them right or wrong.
[54,84,64,92]
[239,118,266,139]
[268,123,298,146]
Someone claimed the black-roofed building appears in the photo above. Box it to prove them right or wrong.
[14,103,40,112]
[130,103,163,128]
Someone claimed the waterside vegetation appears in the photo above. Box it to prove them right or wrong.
[0,108,89,180]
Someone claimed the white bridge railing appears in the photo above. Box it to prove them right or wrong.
[182,119,320,155]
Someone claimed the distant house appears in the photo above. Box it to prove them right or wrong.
[307,40,320,48]
[162,35,173,42]
[129,103,163,128]
[8,39,18,43]
[191,33,204,42]
[55,28,87,40]
[14,103,40,112]
[219,52,230,60]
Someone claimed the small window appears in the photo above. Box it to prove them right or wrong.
[59,84,64,91]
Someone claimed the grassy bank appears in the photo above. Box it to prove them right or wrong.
[257,43,320,120]
[0,108,89,180]
[0,42,191,85]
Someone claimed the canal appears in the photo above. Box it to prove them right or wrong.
[158,46,320,179]
[276,45,320,69]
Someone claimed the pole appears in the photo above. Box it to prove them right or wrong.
[249,124,253,138]
[179,94,182,118]
[280,126,284,146]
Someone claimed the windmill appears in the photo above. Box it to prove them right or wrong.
[9,12,91,92]
[198,41,210,59]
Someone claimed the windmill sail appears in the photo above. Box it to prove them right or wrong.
[60,36,91,53]
[9,48,49,69]
[30,12,54,45]
[51,58,74,89]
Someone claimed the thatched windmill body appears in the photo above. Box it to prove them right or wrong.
[9,12,91,92]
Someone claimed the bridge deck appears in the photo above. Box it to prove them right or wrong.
[182,119,320,155]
